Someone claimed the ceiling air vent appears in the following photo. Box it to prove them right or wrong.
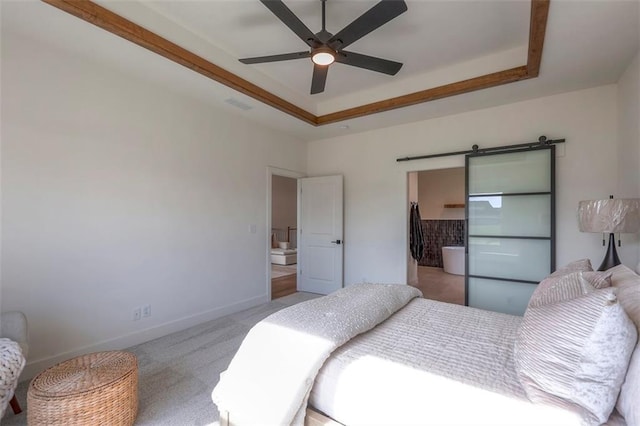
[224,98,253,111]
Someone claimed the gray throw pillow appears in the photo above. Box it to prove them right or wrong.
[515,287,637,425]
[609,264,640,426]
[548,258,593,277]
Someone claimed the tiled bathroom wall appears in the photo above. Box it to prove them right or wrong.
[419,220,465,267]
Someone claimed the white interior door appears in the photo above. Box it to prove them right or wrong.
[298,175,343,294]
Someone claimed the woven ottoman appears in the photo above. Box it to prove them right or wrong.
[27,351,137,425]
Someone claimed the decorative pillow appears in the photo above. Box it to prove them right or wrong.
[528,271,611,309]
[618,349,640,426]
[528,271,595,308]
[515,287,637,425]
[609,264,640,328]
[548,258,593,277]
[583,271,613,289]
[610,264,640,426]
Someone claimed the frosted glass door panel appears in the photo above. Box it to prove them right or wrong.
[468,278,536,316]
[468,150,551,195]
[466,146,554,315]
[468,237,551,282]
[468,195,551,237]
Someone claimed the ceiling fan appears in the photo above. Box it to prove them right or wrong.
[240,0,408,95]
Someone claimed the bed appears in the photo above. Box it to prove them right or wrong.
[212,261,640,426]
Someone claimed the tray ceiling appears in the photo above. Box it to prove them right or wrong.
[3,0,638,140]
[39,0,546,125]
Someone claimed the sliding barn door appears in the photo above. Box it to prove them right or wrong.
[465,146,555,315]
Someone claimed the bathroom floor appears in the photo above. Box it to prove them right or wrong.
[411,266,465,305]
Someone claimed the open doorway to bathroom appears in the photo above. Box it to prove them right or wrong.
[408,167,466,305]
[270,175,298,300]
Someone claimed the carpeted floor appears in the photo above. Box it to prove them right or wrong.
[3,292,320,426]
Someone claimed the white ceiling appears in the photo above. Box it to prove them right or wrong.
[2,1,639,141]
[143,0,529,101]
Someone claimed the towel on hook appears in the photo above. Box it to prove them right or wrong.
[410,203,425,261]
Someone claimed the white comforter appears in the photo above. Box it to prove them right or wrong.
[211,283,421,425]
[310,298,585,425]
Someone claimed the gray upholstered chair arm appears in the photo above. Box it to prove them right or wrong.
[0,312,28,358]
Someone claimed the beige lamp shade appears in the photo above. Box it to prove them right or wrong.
[577,198,640,233]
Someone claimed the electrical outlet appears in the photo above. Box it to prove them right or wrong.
[133,308,142,321]
[142,304,151,318]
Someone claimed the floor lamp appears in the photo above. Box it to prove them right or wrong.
[577,197,640,271]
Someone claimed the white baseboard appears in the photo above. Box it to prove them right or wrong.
[21,294,269,381]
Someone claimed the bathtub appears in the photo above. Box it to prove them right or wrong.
[442,246,465,276]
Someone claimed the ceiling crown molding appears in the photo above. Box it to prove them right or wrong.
[41,0,550,127]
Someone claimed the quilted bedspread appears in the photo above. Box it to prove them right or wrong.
[211,283,421,425]
[310,298,586,425]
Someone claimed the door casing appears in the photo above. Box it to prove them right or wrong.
[266,167,305,300]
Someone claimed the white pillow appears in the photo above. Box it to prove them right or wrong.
[609,264,640,329]
[548,258,593,277]
[610,264,640,426]
[618,349,640,426]
[515,287,637,425]
[528,270,611,309]
[583,271,613,289]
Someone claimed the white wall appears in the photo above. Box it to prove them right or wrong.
[617,51,640,268]
[1,32,306,378]
[308,85,628,286]
[418,168,465,220]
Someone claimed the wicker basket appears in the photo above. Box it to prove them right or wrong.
[27,351,138,425]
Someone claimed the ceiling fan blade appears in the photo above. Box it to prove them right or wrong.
[328,0,407,50]
[310,64,329,94]
[335,51,402,75]
[240,51,310,64]
[260,0,319,48]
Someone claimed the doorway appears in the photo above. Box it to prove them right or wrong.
[407,167,466,305]
[270,174,298,300]
[406,146,555,315]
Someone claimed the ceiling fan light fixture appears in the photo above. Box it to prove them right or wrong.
[311,48,335,66]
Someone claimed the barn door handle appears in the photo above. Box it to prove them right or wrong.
[331,239,342,245]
